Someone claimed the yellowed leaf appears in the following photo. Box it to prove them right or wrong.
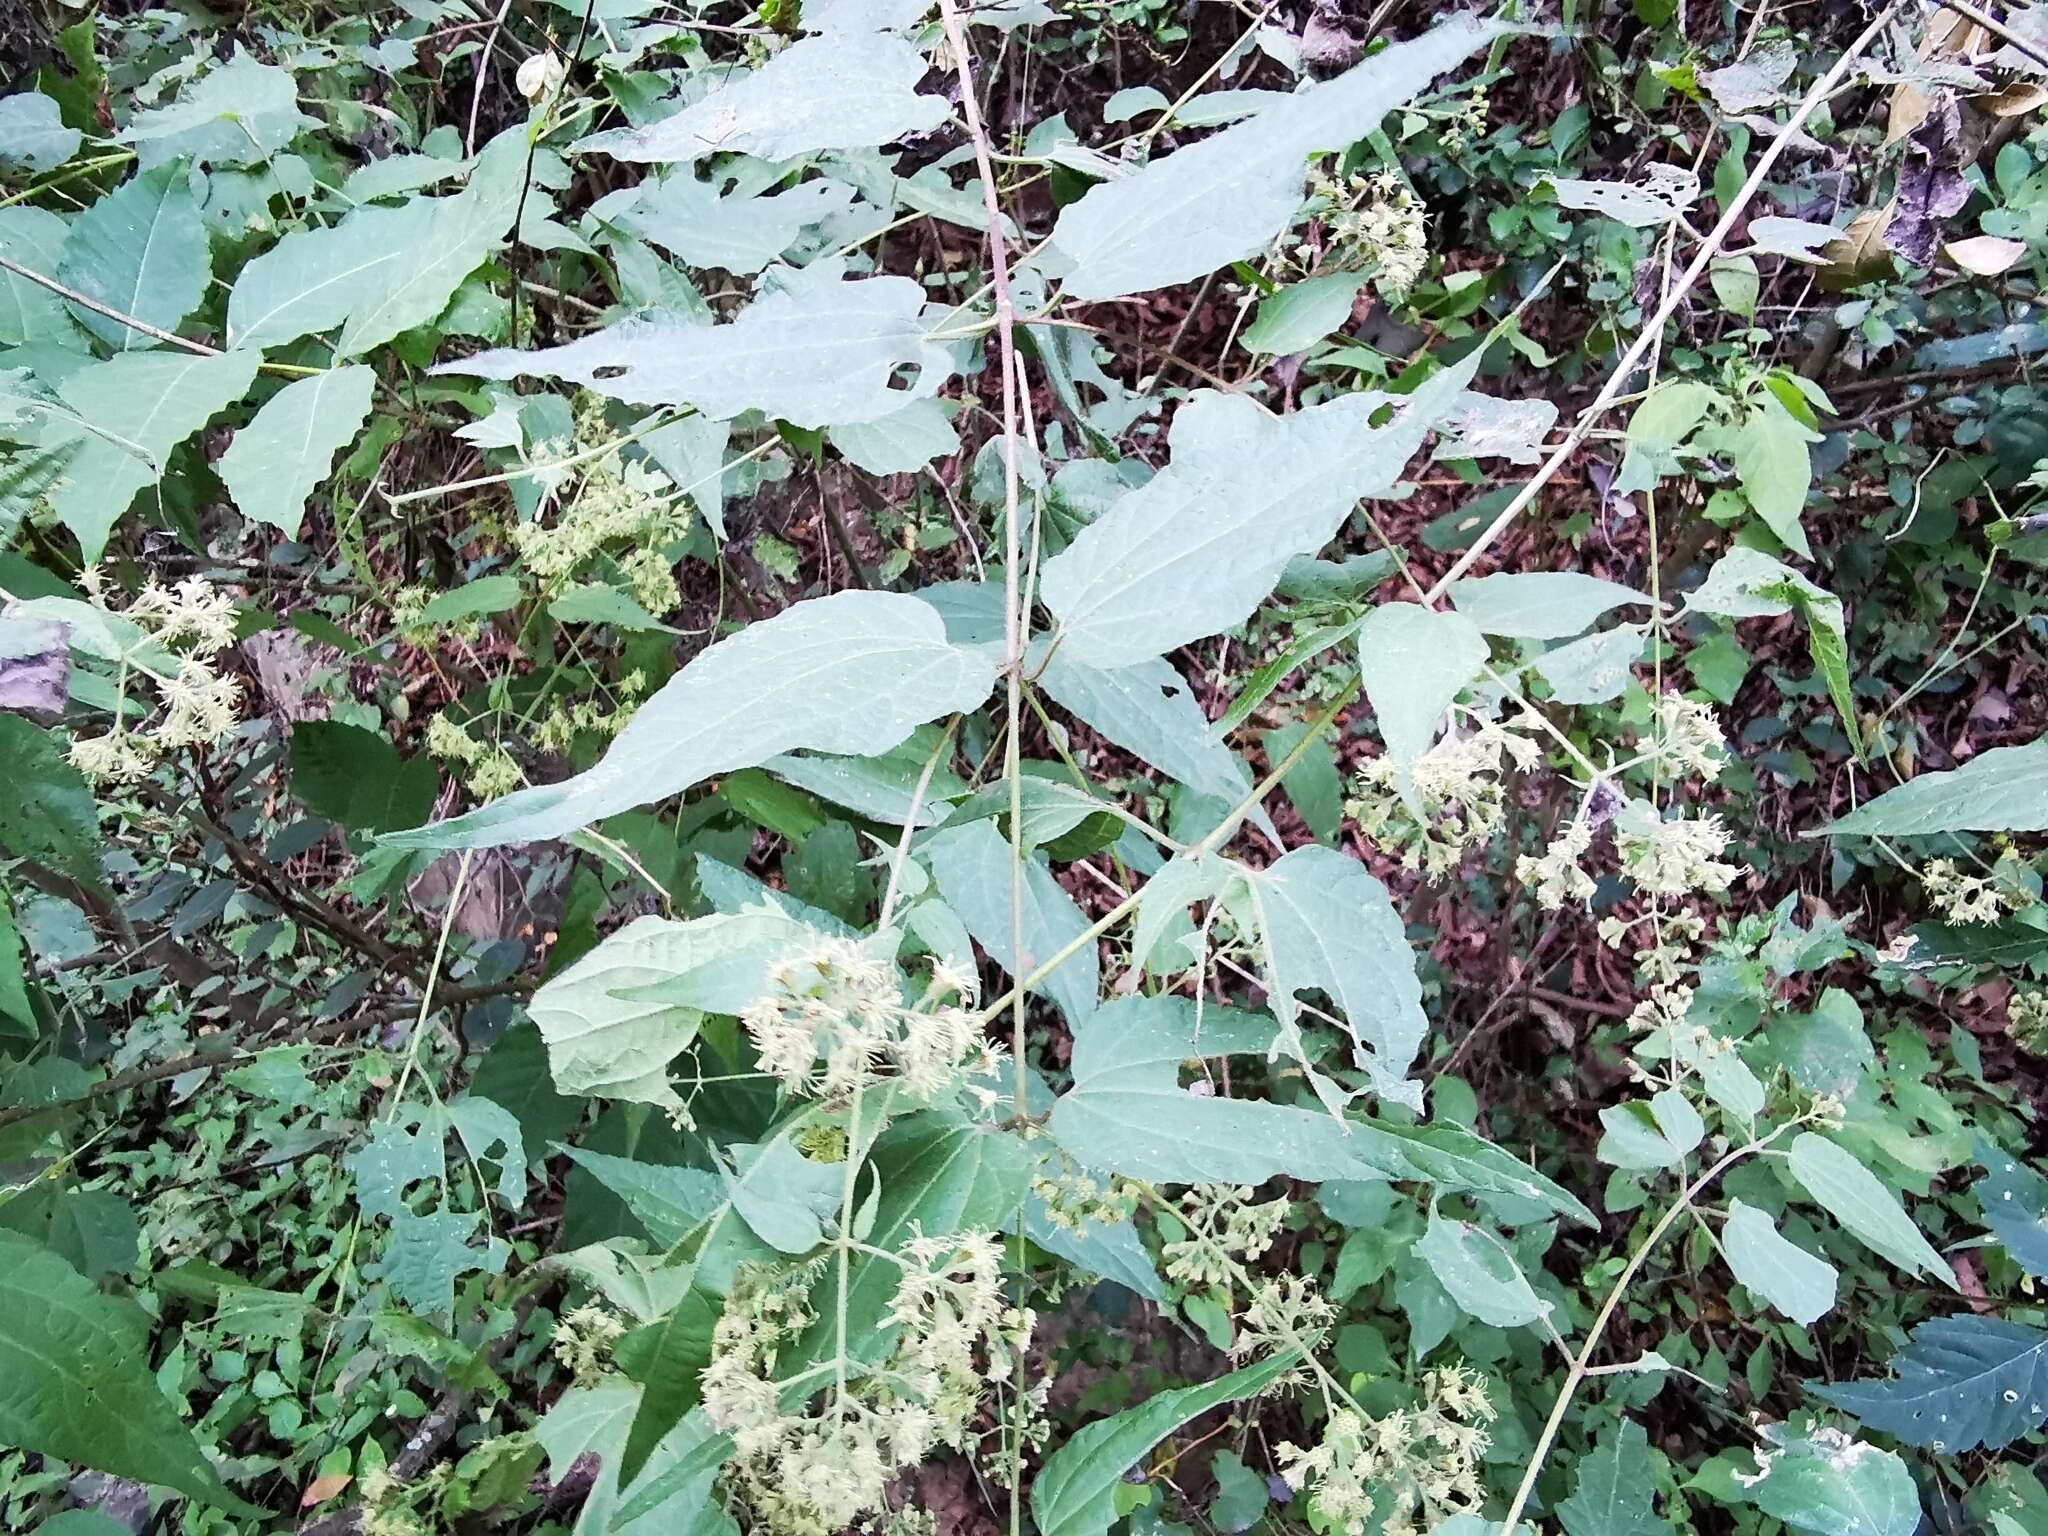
[1886,83,1933,144]
[302,1473,352,1507]
[1980,81,2048,117]
[1943,234,2028,275]
[1821,207,1896,291]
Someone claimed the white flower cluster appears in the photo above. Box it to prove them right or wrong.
[1348,721,1541,878]
[742,939,993,1101]
[1282,168,1429,295]
[1922,856,2033,926]
[1276,1366,1497,1536]
[549,1301,624,1382]
[1162,1185,1290,1288]
[1030,1153,1142,1235]
[2009,986,2048,1054]
[702,1233,1037,1536]
[1615,809,1742,899]
[67,572,242,786]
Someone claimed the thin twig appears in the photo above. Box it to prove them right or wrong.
[1933,0,2048,69]
[0,251,217,356]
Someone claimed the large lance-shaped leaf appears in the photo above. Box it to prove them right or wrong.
[428,276,948,430]
[1031,1352,1298,1536]
[1812,1314,2048,1452]
[1447,570,1652,640]
[117,57,314,169]
[0,1230,254,1513]
[576,34,947,163]
[1039,356,1481,668]
[218,364,375,537]
[526,910,815,1107]
[1047,14,1505,299]
[1032,644,1276,841]
[385,590,999,850]
[45,350,262,562]
[1821,734,2048,836]
[54,163,212,351]
[1047,997,1592,1222]
[1236,844,1427,1110]
[1787,1132,1955,1287]
[924,818,1099,1028]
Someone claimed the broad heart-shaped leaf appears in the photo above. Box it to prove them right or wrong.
[1414,1207,1553,1329]
[1596,1091,1704,1170]
[1040,355,1482,669]
[218,364,374,537]
[118,56,313,169]
[1047,997,1594,1224]
[924,818,1099,1028]
[46,350,261,562]
[560,1148,725,1246]
[1557,1418,1674,1536]
[1822,734,2048,836]
[1448,571,1652,640]
[1046,13,1504,299]
[1535,622,1649,705]
[386,590,998,851]
[55,163,212,351]
[1031,643,1276,842]
[1976,1141,2048,1278]
[429,275,949,430]
[527,910,815,1107]
[288,718,438,833]
[1787,1132,1956,1288]
[0,1230,254,1513]
[1812,1314,2048,1451]
[1723,1200,1839,1325]
[1030,1352,1297,1536]
[0,208,86,347]
[538,1383,735,1536]
[576,34,947,163]
[1357,601,1489,769]
[1733,1425,1918,1536]
[1235,844,1427,1110]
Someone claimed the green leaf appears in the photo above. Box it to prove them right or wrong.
[593,171,859,276]
[219,365,375,538]
[0,94,80,173]
[1263,723,1343,843]
[1976,1142,2048,1278]
[0,1230,254,1512]
[384,590,998,850]
[1047,14,1505,299]
[1414,1207,1553,1329]
[117,56,312,169]
[1728,399,1819,558]
[614,1288,720,1485]
[1357,600,1489,769]
[1596,1091,1704,1170]
[1813,1314,2048,1451]
[1723,1200,1838,1324]
[1041,360,1482,668]
[561,1148,724,1246]
[1557,1418,1674,1536]
[436,275,949,431]
[0,208,86,346]
[1240,271,1368,355]
[371,1208,507,1319]
[576,35,947,163]
[1731,1424,1920,1536]
[416,574,522,627]
[0,714,103,888]
[46,349,262,561]
[1787,1132,1955,1287]
[1822,735,2048,836]
[1030,1352,1297,1536]
[925,819,1098,1028]
[827,398,962,475]
[1534,622,1649,705]
[1047,997,1594,1222]
[0,887,34,1039]
[1448,571,1652,639]
[1033,646,1271,837]
[528,910,814,1107]
[1237,844,1426,1110]
[55,164,212,351]
[289,721,437,833]
[1208,1449,1270,1533]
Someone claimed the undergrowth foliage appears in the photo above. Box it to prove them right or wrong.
[4,1,2048,1534]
